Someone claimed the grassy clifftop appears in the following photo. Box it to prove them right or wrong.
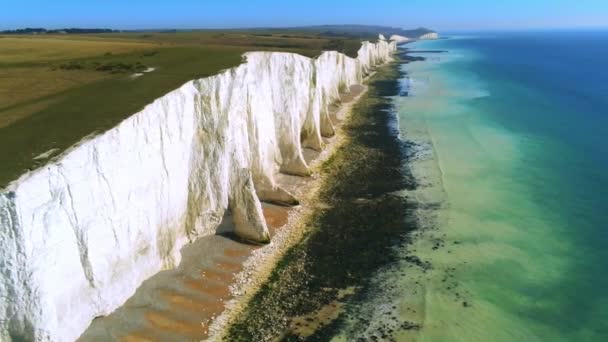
[0,31,364,187]
[250,25,436,39]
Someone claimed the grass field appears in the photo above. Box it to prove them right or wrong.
[0,31,364,187]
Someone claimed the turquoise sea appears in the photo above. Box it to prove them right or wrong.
[384,31,608,341]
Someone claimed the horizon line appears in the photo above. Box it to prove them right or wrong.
[2,24,608,33]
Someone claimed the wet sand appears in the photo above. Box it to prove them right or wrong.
[77,84,367,342]
[79,204,292,342]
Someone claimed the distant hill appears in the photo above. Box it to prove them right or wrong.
[1,25,436,40]
[1,27,119,34]
[253,25,436,39]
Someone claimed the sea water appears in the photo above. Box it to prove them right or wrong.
[389,31,608,341]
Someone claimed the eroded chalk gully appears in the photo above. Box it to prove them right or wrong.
[79,83,373,341]
[224,53,422,341]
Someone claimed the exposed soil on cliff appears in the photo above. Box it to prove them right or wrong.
[224,58,421,341]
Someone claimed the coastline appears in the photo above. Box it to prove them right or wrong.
[207,82,371,340]
[78,74,382,342]
[2,38,398,341]
[217,57,420,340]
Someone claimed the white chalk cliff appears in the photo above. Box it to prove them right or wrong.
[390,31,439,43]
[0,37,396,341]
[418,32,439,40]
[390,34,411,43]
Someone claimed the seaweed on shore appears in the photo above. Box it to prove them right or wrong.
[226,58,419,341]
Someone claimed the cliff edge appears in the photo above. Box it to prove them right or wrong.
[0,37,396,341]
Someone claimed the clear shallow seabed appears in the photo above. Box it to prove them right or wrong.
[337,32,608,341]
[398,31,608,341]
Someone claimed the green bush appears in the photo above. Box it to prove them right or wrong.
[59,61,84,70]
[95,61,148,73]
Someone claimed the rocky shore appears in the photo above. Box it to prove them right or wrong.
[79,82,373,342]
[217,56,421,341]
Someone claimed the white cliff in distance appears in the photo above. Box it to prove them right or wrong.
[0,38,396,341]
[418,32,440,40]
[390,34,411,43]
[390,31,439,43]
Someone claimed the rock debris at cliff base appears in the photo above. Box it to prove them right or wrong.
[225,59,420,341]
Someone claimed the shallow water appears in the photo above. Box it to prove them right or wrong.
[222,34,608,340]
[387,32,608,341]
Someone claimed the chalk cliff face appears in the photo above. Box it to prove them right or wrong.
[390,34,411,43]
[0,39,396,341]
[390,32,439,43]
[418,32,439,40]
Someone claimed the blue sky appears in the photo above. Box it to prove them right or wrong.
[2,0,607,31]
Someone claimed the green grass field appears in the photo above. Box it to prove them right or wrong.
[0,31,363,187]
